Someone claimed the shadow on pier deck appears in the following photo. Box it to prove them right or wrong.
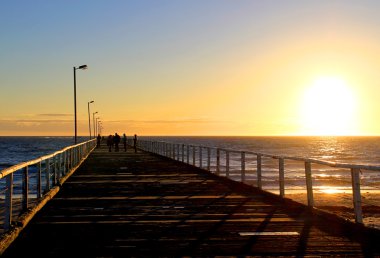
[2,145,380,257]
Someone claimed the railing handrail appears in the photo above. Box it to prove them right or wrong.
[144,139,380,171]
[0,139,96,179]
[0,138,97,236]
[136,138,380,225]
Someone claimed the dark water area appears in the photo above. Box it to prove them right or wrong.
[0,136,89,169]
[1,136,380,192]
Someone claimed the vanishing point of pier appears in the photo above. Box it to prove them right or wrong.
[0,141,379,257]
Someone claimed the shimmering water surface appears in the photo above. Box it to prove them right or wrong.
[1,136,380,193]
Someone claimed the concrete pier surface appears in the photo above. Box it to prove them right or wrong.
[2,145,380,257]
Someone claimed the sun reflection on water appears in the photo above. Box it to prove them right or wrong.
[317,186,350,194]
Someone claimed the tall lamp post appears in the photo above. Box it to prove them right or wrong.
[95,117,99,137]
[99,124,103,135]
[88,100,94,140]
[93,111,98,138]
[73,64,88,144]
[97,120,102,137]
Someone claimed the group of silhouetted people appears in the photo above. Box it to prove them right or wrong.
[103,133,137,153]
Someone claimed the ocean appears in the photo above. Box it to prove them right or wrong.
[2,136,380,167]
[0,136,89,170]
[2,135,380,194]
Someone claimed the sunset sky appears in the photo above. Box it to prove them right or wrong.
[1,1,380,136]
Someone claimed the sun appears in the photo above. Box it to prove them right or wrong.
[299,77,358,136]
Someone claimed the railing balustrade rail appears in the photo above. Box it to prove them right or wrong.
[135,139,380,225]
[0,139,96,235]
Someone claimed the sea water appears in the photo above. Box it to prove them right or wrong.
[1,135,380,197]
[0,136,89,169]
[0,136,89,195]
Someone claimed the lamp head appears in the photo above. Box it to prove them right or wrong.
[89,100,94,103]
[78,65,88,70]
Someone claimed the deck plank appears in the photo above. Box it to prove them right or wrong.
[2,146,380,257]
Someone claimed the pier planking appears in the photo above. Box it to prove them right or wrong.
[1,144,379,257]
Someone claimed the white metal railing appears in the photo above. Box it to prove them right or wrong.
[0,139,96,233]
[135,139,380,225]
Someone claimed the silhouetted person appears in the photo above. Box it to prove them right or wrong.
[96,134,101,148]
[133,134,137,153]
[107,135,113,152]
[114,133,121,152]
[122,133,127,152]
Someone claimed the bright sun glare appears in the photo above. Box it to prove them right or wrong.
[300,77,358,136]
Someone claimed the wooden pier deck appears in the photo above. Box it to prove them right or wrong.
[2,145,380,257]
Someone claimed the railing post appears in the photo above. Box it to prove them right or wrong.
[46,158,51,191]
[207,147,211,171]
[192,146,196,166]
[71,148,74,168]
[53,155,57,185]
[177,144,180,161]
[182,144,185,162]
[63,151,67,175]
[4,174,13,230]
[257,154,262,189]
[241,152,246,183]
[216,148,220,175]
[69,148,74,170]
[68,149,71,170]
[73,148,76,166]
[199,146,202,168]
[65,149,69,170]
[22,166,29,211]
[226,151,230,178]
[74,147,77,166]
[351,168,363,223]
[186,145,190,164]
[279,158,285,198]
[73,148,77,166]
[57,153,61,182]
[37,161,42,199]
[305,161,314,207]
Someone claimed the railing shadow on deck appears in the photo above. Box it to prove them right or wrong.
[135,139,380,230]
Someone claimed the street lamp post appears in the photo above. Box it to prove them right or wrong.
[95,117,99,137]
[88,100,94,140]
[97,120,101,137]
[93,112,98,138]
[73,64,88,144]
[99,124,103,135]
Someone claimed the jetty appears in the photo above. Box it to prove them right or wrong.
[0,140,379,257]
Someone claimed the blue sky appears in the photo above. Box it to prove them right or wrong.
[2,1,380,136]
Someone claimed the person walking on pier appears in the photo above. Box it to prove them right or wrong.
[107,135,113,152]
[122,133,127,152]
[114,133,121,152]
[133,134,137,153]
[96,134,101,148]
